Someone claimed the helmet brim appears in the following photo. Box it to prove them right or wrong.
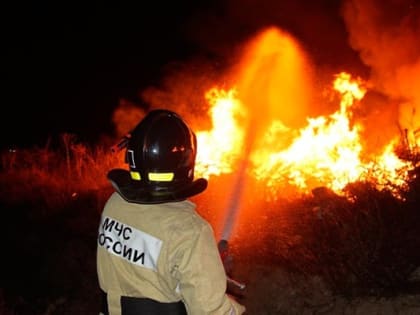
[107,169,208,204]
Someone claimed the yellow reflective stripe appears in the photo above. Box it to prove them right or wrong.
[130,171,141,180]
[148,173,174,181]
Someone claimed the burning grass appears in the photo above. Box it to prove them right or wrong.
[1,137,420,314]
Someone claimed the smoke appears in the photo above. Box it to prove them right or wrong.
[341,0,420,144]
[110,0,364,140]
[111,99,146,138]
[139,58,232,131]
[109,58,228,139]
[185,0,358,69]
[111,0,420,148]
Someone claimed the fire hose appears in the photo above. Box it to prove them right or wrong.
[227,276,246,291]
[218,239,246,291]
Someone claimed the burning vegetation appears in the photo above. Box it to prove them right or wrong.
[190,28,419,201]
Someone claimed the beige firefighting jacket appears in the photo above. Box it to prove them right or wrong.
[97,192,246,315]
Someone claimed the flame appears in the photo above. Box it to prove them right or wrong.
[195,88,245,178]
[193,28,415,199]
[250,72,364,193]
[195,72,414,198]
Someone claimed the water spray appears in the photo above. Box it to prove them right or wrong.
[220,158,249,241]
[218,157,250,291]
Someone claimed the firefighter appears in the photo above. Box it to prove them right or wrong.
[97,109,246,315]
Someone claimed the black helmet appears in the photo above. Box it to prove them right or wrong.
[107,109,207,204]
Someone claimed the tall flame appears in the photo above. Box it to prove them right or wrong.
[195,88,245,178]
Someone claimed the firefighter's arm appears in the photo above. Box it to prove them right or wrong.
[177,223,246,315]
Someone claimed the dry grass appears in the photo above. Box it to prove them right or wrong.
[1,135,420,314]
[0,134,123,209]
[266,181,420,297]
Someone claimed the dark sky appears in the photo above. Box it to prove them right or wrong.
[3,1,215,148]
[3,0,364,149]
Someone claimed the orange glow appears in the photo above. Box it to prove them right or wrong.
[195,88,245,178]
[234,27,314,140]
[193,27,415,200]
[250,72,364,194]
[249,72,415,197]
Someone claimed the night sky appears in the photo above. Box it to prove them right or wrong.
[3,0,365,149]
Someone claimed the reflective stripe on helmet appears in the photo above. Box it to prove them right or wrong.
[129,171,175,182]
[130,171,141,180]
[148,173,174,182]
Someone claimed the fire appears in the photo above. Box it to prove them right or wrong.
[192,28,415,199]
[364,142,413,193]
[194,72,414,198]
[251,72,367,194]
[195,88,245,178]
